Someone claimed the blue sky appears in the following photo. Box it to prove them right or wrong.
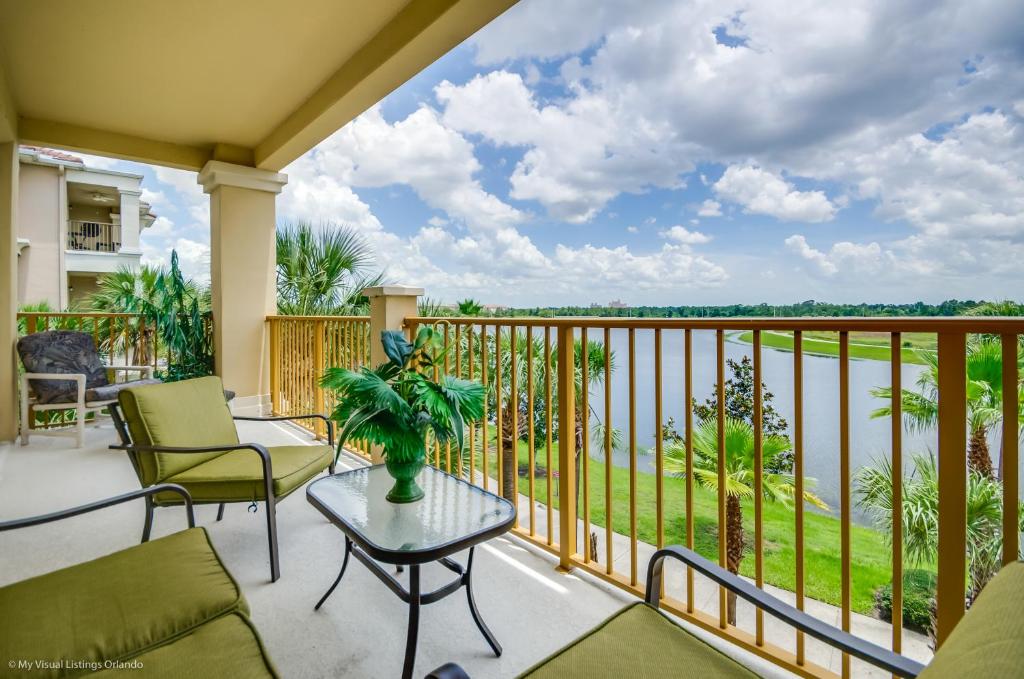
[81,0,1024,307]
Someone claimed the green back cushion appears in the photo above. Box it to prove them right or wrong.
[919,561,1024,677]
[119,376,239,485]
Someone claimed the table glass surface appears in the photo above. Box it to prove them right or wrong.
[308,465,514,554]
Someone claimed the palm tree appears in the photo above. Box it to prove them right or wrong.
[666,416,827,624]
[871,338,1022,479]
[856,453,1021,610]
[457,298,484,316]
[276,221,384,316]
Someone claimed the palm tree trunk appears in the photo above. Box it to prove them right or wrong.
[968,426,994,479]
[726,495,744,626]
[500,401,519,502]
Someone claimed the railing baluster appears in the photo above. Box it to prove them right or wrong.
[654,328,664,553]
[495,326,504,493]
[1002,333,1020,567]
[582,326,591,562]
[794,330,805,663]
[556,324,577,569]
[469,324,476,483]
[481,324,489,492]
[685,328,694,611]
[891,332,903,668]
[528,326,537,536]
[546,325,554,546]
[445,323,452,473]
[604,327,614,574]
[314,320,325,438]
[840,331,851,678]
[753,329,764,646]
[628,327,638,586]
[454,324,461,477]
[935,331,968,647]
[509,326,518,520]
[716,328,727,628]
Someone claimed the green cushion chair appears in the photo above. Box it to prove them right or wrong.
[113,376,335,582]
[0,484,279,678]
[429,547,1024,678]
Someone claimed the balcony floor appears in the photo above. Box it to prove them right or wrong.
[1,419,925,678]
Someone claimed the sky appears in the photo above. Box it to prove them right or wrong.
[78,0,1024,307]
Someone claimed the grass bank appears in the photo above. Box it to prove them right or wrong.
[466,439,922,615]
[735,330,935,365]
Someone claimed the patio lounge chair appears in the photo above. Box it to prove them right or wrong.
[428,546,1024,678]
[17,330,160,448]
[113,375,335,582]
[0,485,279,678]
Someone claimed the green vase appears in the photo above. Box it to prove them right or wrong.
[384,449,426,503]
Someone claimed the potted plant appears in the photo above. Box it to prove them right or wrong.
[322,327,484,503]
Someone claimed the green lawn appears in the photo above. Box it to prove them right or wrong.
[462,437,921,615]
[735,330,935,365]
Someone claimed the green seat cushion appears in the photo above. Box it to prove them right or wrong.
[919,561,1024,678]
[519,602,758,679]
[90,613,278,679]
[163,444,333,503]
[119,376,239,486]
[0,528,246,679]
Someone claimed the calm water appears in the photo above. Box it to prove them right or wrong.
[551,328,935,524]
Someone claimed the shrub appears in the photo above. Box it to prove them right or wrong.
[874,569,936,634]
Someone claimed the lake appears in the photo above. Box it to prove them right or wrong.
[551,327,935,524]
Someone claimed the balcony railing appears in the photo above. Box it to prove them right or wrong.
[267,315,371,451]
[268,314,1023,678]
[67,220,121,253]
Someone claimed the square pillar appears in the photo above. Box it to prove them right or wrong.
[117,188,141,254]
[0,141,18,441]
[198,161,286,414]
[363,285,422,461]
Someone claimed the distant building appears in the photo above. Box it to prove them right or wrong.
[607,299,628,309]
[16,147,156,308]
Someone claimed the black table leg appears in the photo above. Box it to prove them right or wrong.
[402,565,421,679]
[464,546,502,656]
[315,537,352,611]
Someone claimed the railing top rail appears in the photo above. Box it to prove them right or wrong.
[68,219,116,226]
[17,312,143,319]
[406,315,1024,333]
[266,315,371,322]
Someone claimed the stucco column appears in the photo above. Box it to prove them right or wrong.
[364,285,423,461]
[0,142,19,441]
[198,160,286,414]
[117,188,141,254]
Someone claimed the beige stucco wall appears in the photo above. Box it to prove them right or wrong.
[16,162,62,307]
[68,203,112,221]
[68,273,99,307]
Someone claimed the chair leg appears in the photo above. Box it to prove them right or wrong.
[75,406,85,448]
[217,503,226,521]
[141,496,154,543]
[20,385,30,446]
[266,495,280,582]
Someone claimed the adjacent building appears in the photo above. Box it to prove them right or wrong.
[16,146,155,308]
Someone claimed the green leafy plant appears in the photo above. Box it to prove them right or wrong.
[322,327,485,467]
[874,569,937,633]
[145,251,213,381]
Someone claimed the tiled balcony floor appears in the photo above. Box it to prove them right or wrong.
[1,419,926,678]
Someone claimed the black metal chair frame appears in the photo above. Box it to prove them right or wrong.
[427,544,927,679]
[109,403,334,583]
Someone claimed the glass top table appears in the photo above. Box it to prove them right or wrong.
[307,464,515,563]
[306,465,516,679]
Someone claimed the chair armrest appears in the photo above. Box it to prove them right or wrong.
[233,414,335,446]
[118,442,274,486]
[106,365,155,379]
[0,484,194,532]
[645,546,925,678]
[22,372,86,404]
[424,663,470,679]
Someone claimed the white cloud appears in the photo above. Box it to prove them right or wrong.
[660,225,711,245]
[626,225,638,233]
[714,165,837,223]
[697,199,722,217]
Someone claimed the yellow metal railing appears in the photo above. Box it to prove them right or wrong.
[266,315,371,455]
[405,315,1022,679]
